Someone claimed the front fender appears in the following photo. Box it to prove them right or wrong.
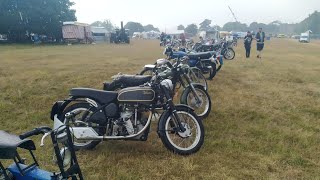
[157,104,194,135]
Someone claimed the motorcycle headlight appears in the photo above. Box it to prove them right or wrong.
[161,79,173,90]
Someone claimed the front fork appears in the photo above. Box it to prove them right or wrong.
[161,85,186,132]
[181,74,202,104]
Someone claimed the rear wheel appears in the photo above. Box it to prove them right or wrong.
[62,103,104,150]
[158,106,204,155]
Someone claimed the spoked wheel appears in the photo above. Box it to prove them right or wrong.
[158,106,204,155]
[181,86,211,119]
[188,68,208,90]
[224,48,235,60]
[63,103,103,150]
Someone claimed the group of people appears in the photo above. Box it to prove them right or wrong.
[243,28,266,59]
[160,32,186,46]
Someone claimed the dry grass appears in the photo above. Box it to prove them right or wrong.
[0,39,320,179]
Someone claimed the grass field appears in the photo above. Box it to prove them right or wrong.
[0,39,320,179]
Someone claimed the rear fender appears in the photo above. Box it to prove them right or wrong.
[50,97,99,121]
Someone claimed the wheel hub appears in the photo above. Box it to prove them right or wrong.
[178,123,192,138]
[190,95,203,108]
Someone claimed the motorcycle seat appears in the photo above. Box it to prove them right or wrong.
[0,131,36,159]
[188,52,213,60]
[70,88,118,105]
[114,75,152,86]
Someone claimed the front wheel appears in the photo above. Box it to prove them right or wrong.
[189,67,208,90]
[224,48,235,60]
[180,85,211,119]
[158,106,204,155]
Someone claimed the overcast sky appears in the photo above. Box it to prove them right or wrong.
[71,0,319,31]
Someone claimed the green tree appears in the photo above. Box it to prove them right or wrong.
[177,25,185,30]
[223,22,248,32]
[0,0,76,42]
[249,22,266,32]
[185,24,198,36]
[199,19,211,31]
[91,19,114,31]
[294,11,320,33]
[124,22,144,36]
[143,24,159,32]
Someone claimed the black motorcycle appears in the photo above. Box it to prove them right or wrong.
[192,40,235,60]
[51,76,204,155]
[104,58,211,119]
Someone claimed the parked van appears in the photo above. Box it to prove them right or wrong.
[299,33,310,43]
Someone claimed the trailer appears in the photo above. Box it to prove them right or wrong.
[62,21,93,43]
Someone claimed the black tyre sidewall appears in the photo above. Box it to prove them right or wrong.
[224,48,235,60]
[158,106,204,155]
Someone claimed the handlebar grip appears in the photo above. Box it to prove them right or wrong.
[19,126,52,139]
[19,128,41,139]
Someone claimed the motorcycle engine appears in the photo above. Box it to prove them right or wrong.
[111,105,148,140]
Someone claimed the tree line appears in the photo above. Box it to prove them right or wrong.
[182,11,320,36]
[0,0,76,42]
[0,0,318,43]
[91,20,160,36]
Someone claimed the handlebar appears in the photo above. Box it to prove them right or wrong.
[19,126,52,139]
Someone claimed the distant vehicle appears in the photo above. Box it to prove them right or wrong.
[299,30,312,43]
[110,21,130,44]
[62,21,93,43]
[299,33,310,43]
[291,35,300,39]
[277,34,286,38]
[0,34,8,42]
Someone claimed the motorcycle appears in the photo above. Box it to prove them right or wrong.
[192,40,235,60]
[0,113,83,180]
[106,58,211,119]
[51,76,204,155]
[163,46,223,79]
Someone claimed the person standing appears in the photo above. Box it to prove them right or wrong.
[179,33,186,46]
[244,31,253,58]
[255,27,265,58]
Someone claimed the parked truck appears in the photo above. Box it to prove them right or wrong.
[299,33,310,43]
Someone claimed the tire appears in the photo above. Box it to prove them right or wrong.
[180,85,211,119]
[224,48,235,60]
[158,106,204,155]
[216,64,222,72]
[139,69,153,76]
[62,103,104,150]
[189,67,208,91]
[200,60,216,80]
[208,62,217,80]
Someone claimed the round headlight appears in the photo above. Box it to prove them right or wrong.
[161,79,173,90]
